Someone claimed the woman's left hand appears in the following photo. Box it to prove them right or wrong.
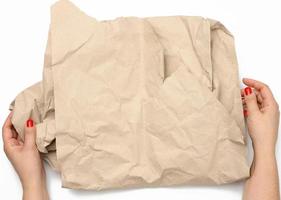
[2,111,49,200]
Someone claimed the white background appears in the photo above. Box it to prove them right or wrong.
[0,0,280,199]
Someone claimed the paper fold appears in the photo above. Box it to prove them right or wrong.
[9,0,250,190]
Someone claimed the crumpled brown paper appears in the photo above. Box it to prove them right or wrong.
[8,0,250,190]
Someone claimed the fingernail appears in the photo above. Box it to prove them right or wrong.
[244,87,252,95]
[26,119,33,127]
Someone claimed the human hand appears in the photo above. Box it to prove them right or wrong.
[242,78,280,156]
[242,79,280,200]
[2,111,48,200]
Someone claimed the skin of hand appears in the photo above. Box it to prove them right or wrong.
[242,78,280,200]
[2,112,49,200]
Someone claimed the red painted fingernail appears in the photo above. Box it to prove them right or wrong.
[244,87,252,95]
[243,110,248,117]
[26,119,33,127]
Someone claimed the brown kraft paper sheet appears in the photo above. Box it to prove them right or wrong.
[9,0,250,190]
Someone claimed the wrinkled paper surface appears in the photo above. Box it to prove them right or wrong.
[9,0,249,190]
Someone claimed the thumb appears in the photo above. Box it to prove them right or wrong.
[24,118,36,148]
[244,86,260,114]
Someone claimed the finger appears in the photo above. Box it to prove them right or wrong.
[242,90,248,117]
[243,109,248,117]
[241,89,245,98]
[242,103,246,111]
[243,78,276,107]
[2,112,14,144]
[10,125,19,139]
[242,98,246,106]
[23,118,36,148]
[243,86,260,114]
[255,90,263,105]
[9,138,21,146]
[17,137,24,145]
[2,112,24,151]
